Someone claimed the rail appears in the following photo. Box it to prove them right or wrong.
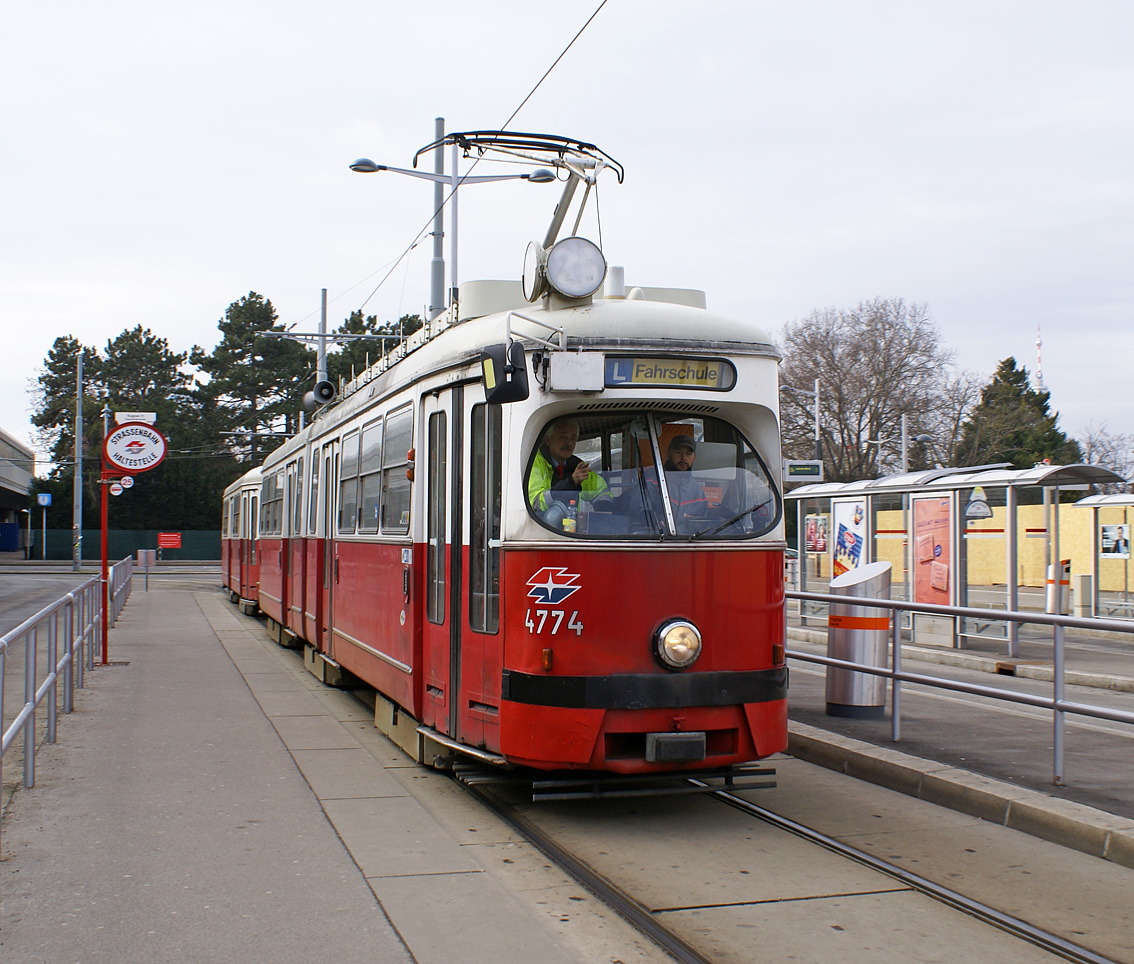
[785,589,1134,786]
[1,557,133,843]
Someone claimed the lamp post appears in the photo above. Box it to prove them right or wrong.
[868,415,937,475]
[350,118,554,315]
[20,508,30,560]
[780,378,822,461]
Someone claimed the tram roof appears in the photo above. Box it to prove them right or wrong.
[786,462,1126,499]
[222,464,263,498]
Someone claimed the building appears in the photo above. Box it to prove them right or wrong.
[0,426,35,552]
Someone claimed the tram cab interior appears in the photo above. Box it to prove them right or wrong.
[526,411,779,539]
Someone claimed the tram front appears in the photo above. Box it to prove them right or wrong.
[490,289,788,775]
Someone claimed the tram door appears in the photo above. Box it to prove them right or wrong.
[463,396,502,749]
[286,458,304,635]
[421,386,501,748]
[319,439,339,658]
[421,389,460,736]
[242,491,258,599]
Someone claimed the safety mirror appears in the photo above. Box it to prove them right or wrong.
[481,342,529,404]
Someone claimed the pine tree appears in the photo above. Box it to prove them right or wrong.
[326,311,424,388]
[191,292,314,466]
[956,357,1082,468]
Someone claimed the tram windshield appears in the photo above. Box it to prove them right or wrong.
[526,412,780,539]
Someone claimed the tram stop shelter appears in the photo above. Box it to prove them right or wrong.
[786,462,1126,657]
[1073,492,1134,621]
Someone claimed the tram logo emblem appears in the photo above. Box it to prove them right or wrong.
[526,568,581,605]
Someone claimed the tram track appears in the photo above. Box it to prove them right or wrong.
[699,783,1118,964]
[456,769,1125,964]
[341,662,1127,963]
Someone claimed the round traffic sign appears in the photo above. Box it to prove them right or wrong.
[103,422,167,474]
[120,475,135,489]
[110,482,124,496]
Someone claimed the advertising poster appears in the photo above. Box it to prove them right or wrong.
[805,513,829,553]
[1101,524,1130,559]
[913,497,952,604]
[832,500,866,577]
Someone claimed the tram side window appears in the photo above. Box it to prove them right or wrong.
[358,418,383,533]
[308,457,320,535]
[470,402,502,634]
[426,412,447,625]
[293,457,304,536]
[222,498,229,539]
[260,472,284,536]
[259,476,272,535]
[272,470,285,535]
[338,431,360,532]
[381,406,413,534]
[525,411,780,539]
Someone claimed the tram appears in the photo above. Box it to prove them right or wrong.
[221,466,262,613]
[237,132,788,783]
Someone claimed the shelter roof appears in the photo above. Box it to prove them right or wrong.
[786,463,1125,500]
[1074,492,1134,508]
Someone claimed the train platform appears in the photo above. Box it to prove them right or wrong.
[2,585,1133,962]
[0,587,632,964]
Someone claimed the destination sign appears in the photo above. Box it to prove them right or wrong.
[605,357,736,391]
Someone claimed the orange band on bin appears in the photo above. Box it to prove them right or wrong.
[828,614,890,630]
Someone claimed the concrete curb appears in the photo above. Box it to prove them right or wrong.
[787,720,1134,869]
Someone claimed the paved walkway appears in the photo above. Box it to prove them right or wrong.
[0,588,644,964]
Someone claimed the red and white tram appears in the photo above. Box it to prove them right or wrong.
[221,466,262,613]
[235,133,788,784]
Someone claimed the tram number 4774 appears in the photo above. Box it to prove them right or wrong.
[525,609,584,636]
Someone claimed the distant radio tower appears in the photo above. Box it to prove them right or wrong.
[1034,323,1046,393]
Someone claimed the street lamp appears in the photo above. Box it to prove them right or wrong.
[779,378,822,461]
[350,118,555,317]
[868,415,939,475]
[20,508,30,560]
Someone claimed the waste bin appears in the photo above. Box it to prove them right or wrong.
[825,560,891,719]
[1045,559,1070,615]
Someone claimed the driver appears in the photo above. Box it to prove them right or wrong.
[529,419,612,515]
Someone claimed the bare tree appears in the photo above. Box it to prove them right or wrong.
[922,368,984,468]
[1078,422,1134,492]
[779,298,954,481]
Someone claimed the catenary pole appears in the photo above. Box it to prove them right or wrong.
[430,117,445,319]
[72,353,83,571]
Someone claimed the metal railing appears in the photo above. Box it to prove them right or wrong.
[109,555,133,628]
[786,589,1134,786]
[1,557,134,843]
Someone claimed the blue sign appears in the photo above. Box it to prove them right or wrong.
[36,493,52,507]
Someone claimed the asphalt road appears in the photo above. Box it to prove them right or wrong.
[0,573,92,639]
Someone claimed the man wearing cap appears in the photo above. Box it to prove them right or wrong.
[656,434,708,531]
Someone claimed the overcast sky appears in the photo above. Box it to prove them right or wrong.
[5,1,1132,470]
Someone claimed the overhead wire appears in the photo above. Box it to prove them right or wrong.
[351,0,609,312]
[32,4,612,476]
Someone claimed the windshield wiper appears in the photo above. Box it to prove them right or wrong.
[690,497,773,540]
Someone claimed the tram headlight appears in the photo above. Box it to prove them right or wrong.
[653,619,702,670]
[545,236,606,299]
